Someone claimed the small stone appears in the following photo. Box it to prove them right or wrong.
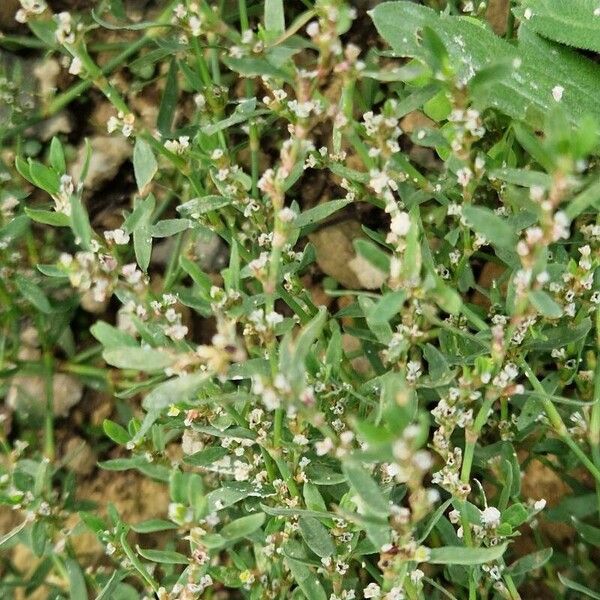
[63,436,96,475]
[70,136,131,192]
[7,373,83,419]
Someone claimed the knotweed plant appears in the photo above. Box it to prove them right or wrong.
[0,1,599,599]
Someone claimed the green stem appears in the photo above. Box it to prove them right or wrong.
[43,351,55,461]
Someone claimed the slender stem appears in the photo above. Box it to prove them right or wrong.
[43,351,55,461]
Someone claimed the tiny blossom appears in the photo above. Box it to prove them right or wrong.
[68,57,83,75]
[104,228,130,245]
[552,85,564,102]
[363,583,381,599]
[456,167,473,187]
[55,12,75,44]
[480,506,501,528]
[16,0,46,23]
[390,211,411,237]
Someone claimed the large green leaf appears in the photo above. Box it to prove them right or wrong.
[370,2,600,127]
[515,0,600,52]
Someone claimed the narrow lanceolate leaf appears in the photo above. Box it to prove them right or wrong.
[427,542,508,565]
[14,275,53,313]
[133,138,158,192]
[370,2,600,127]
[70,195,93,250]
[295,198,352,229]
[343,461,390,518]
[515,0,600,52]
[461,205,516,250]
[135,547,189,564]
[285,557,327,600]
[102,347,174,372]
[264,0,285,33]
[66,558,87,600]
[528,290,563,319]
[558,573,600,599]
[299,517,335,558]
[508,547,553,576]
[142,372,208,412]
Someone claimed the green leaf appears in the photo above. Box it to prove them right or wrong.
[179,255,212,297]
[0,214,29,241]
[142,372,208,412]
[70,195,93,250]
[508,547,552,576]
[49,137,66,173]
[132,195,155,272]
[206,483,259,512]
[528,290,563,318]
[462,205,516,250]
[565,178,600,220]
[184,446,228,467]
[28,160,59,195]
[427,542,508,565]
[133,139,158,192]
[157,59,179,135]
[488,167,552,189]
[343,461,389,518]
[14,275,52,313]
[295,199,352,229]
[178,195,232,217]
[66,558,87,600]
[299,517,335,558]
[573,517,600,547]
[502,503,529,528]
[265,0,285,33]
[203,99,258,136]
[136,547,189,564]
[370,2,600,128]
[102,347,174,372]
[103,419,130,445]
[94,570,125,600]
[91,321,137,349]
[0,520,29,549]
[24,208,70,227]
[131,519,178,533]
[515,0,600,52]
[524,317,591,351]
[558,573,600,599]
[353,238,390,274]
[151,218,190,238]
[220,512,265,540]
[285,557,327,600]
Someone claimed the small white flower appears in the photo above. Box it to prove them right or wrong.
[306,21,320,38]
[278,207,296,223]
[390,211,411,237]
[480,506,501,528]
[68,56,82,75]
[524,8,533,19]
[457,167,473,187]
[315,438,334,456]
[363,583,381,599]
[534,498,546,511]
[551,85,564,102]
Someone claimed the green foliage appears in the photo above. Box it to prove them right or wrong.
[1,1,599,599]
